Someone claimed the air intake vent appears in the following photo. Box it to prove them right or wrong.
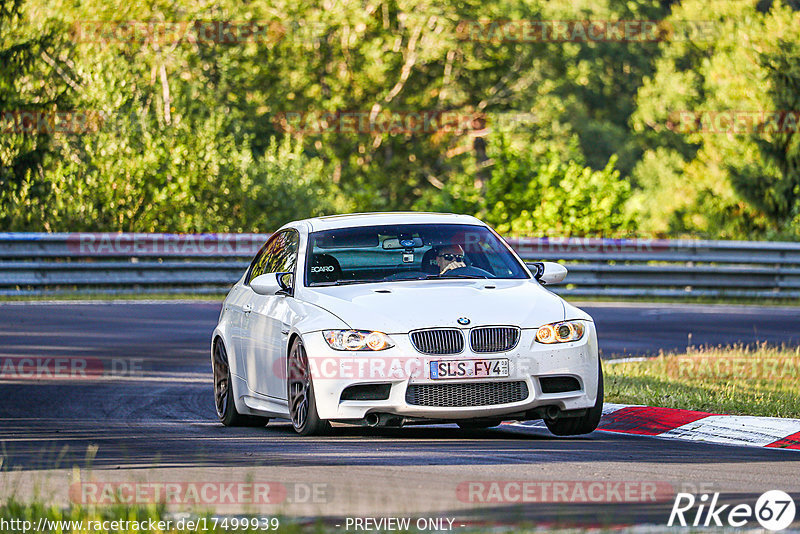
[470,326,521,353]
[405,381,529,407]
[340,383,392,401]
[539,376,582,394]
[410,328,464,355]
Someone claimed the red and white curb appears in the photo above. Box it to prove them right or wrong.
[509,404,800,450]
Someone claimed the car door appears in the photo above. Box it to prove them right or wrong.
[240,230,299,399]
[225,282,250,378]
[231,240,275,377]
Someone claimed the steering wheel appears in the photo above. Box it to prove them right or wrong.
[441,266,493,278]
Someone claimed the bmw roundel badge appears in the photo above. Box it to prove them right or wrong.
[457,317,470,325]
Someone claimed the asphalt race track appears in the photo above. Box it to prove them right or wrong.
[585,301,800,356]
[1,301,799,527]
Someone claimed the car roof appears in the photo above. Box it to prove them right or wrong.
[294,212,487,232]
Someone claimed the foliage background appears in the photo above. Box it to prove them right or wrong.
[1,0,798,238]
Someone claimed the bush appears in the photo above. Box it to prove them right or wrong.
[481,135,635,236]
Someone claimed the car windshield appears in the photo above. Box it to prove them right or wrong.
[304,223,529,286]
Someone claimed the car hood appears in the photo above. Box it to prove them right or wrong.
[300,279,587,333]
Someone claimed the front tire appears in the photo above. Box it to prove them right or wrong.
[287,338,330,436]
[213,339,269,427]
[545,360,604,436]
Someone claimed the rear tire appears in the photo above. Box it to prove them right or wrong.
[288,338,331,436]
[213,339,269,427]
[545,360,603,436]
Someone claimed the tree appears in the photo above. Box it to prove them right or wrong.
[425,131,635,236]
[0,0,76,229]
[631,0,800,238]
[731,41,800,233]
[2,0,342,231]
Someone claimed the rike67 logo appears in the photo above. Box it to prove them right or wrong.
[669,490,796,531]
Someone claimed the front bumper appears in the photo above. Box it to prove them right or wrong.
[303,323,600,421]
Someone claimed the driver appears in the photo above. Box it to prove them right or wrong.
[435,244,467,275]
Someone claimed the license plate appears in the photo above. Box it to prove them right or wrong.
[429,359,509,380]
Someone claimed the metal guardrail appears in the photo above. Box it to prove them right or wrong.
[1,233,799,299]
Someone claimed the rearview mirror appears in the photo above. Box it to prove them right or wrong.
[251,272,293,296]
[532,262,568,285]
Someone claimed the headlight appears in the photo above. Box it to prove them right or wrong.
[323,330,395,351]
[536,321,585,344]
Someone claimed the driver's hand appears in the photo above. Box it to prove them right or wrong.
[441,261,466,274]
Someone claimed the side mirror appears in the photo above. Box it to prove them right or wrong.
[532,262,568,285]
[277,272,294,294]
[251,272,293,296]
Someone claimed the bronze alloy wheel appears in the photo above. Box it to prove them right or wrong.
[213,340,268,427]
[287,338,330,436]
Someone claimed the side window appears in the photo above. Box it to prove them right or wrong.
[267,230,299,274]
[247,241,271,284]
[247,231,299,284]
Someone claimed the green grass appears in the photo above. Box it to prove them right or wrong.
[605,345,800,418]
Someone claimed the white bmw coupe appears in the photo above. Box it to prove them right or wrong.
[212,212,602,436]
